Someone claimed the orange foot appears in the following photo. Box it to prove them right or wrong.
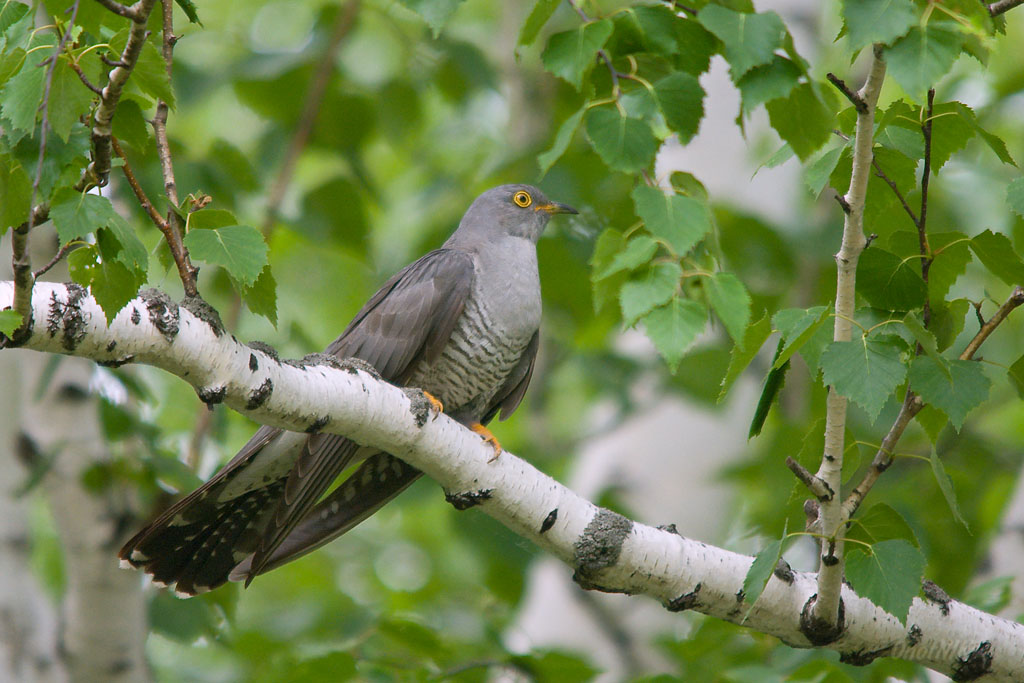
[471,423,502,461]
[423,391,444,415]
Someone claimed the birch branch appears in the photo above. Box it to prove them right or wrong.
[2,280,1023,680]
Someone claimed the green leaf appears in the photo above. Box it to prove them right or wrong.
[49,189,117,244]
[719,313,771,402]
[538,107,584,176]
[804,146,846,196]
[705,273,751,347]
[672,18,718,76]
[952,102,1016,166]
[930,447,969,531]
[68,244,142,324]
[845,539,926,625]
[131,41,175,107]
[641,297,706,372]
[631,185,711,258]
[183,224,268,286]
[1,57,46,134]
[927,102,976,172]
[620,263,682,326]
[909,357,990,430]
[743,523,787,611]
[916,403,948,443]
[652,72,705,144]
[174,0,202,25]
[541,19,614,91]
[111,99,150,152]
[242,265,278,327]
[584,106,658,174]
[772,306,831,372]
[820,337,908,422]
[596,235,658,280]
[1007,177,1024,219]
[969,229,1024,286]
[1008,354,1024,399]
[399,0,465,37]
[0,156,32,232]
[930,298,969,352]
[518,0,561,48]
[511,650,599,683]
[737,56,801,116]
[104,213,148,274]
[856,247,927,311]
[589,228,627,313]
[749,338,789,438]
[885,25,963,103]
[765,83,835,161]
[902,311,946,374]
[697,5,785,79]
[846,503,919,547]
[0,310,23,336]
[47,58,96,143]
[842,0,918,52]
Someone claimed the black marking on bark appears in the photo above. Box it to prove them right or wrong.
[106,341,117,352]
[735,589,746,603]
[665,583,701,612]
[249,354,259,372]
[540,509,558,534]
[922,579,951,616]
[572,508,632,590]
[246,378,273,410]
[197,385,226,406]
[799,594,845,646]
[47,284,87,351]
[248,341,279,361]
[57,383,89,402]
[181,296,224,337]
[142,289,180,343]
[402,387,433,427]
[952,641,992,682]
[445,489,493,510]
[839,646,892,666]
[906,624,922,647]
[97,355,134,368]
[305,416,329,434]
[296,352,344,370]
[336,356,381,379]
[657,523,679,535]
[773,558,795,584]
[130,307,141,325]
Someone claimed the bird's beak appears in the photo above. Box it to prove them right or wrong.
[536,201,578,215]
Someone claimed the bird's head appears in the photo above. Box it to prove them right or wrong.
[452,184,577,246]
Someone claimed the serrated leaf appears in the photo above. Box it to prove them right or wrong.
[0,310,23,336]
[719,313,771,402]
[737,56,801,116]
[518,0,561,48]
[590,228,626,313]
[399,0,464,37]
[672,17,717,76]
[584,106,658,174]
[930,298,969,352]
[620,262,682,326]
[697,5,785,79]
[1,56,46,134]
[111,99,150,152]
[804,146,846,196]
[183,224,268,286]
[749,338,788,438]
[541,19,613,91]
[705,273,750,347]
[1007,177,1024,219]
[902,311,946,374]
[845,539,925,625]
[104,213,148,273]
[50,189,116,244]
[242,265,278,327]
[842,0,918,52]
[652,72,705,144]
[538,107,584,176]
[765,82,834,161]
[909,356,990,430]
[48,58,95,143]
[771,306,831,371]
[743,523,786,611]
[0,156,32,232]
[820,337,908,421]
[857,247,927,311]
[131,41,175,107]
[885,25,963,103]
[930,447,969,531]
[969,229,1024,286]
[1008,354,1024,399]
[174,0,202,25]
[927,102,976,172]
[68,244,142,324]
[641,296,705,372]
[631,185,711,258]
[596,235,658,280]
[953,102,1016,166]
[916,403,948,443]
[846,503,919,546]
[625,5,681,56]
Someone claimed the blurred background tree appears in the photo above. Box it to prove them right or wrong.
[1,0,1023,680]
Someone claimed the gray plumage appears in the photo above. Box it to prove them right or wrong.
[118,184,576,595]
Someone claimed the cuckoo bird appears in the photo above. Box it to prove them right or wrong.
[119,184,576,595]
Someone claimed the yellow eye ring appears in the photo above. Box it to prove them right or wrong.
[513,191,532,208]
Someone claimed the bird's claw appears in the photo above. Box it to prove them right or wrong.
[471,423,502,462]
[423,391,444,416]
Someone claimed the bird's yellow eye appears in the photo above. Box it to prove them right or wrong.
[513,191,532,208]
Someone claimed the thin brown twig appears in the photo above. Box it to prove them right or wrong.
[826,73,867,114]
[871,159,919,226]
[33,242,77,279]
[785,457,833,500]
[918,89,935,326]
[112,137,169,231]
[841,285,1024,519]
[151,0,198,297]
[567,0,622,95]
[989,0,1024,16]
[261,0,360,235]
[70,61,103,95]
